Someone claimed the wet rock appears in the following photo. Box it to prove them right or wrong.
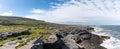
[100,36,110,40]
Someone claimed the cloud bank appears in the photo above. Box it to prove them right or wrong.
[26,0,120,25]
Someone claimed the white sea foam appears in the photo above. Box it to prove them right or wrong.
[92,27,120,49]
[101,37,120,49]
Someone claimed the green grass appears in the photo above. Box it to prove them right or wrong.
[0,25,29,32]
[0,41,5,47]
[0,24,60,48]
[0,16,67,49]
[15,29,56,49]
[30,29,56,40]
[16,40,26,49]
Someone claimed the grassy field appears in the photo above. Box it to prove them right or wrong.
[0,25,29,32]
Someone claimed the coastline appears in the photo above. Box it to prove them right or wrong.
[0,25,118,49]
[92,26,120,49]
[30,26,109,49]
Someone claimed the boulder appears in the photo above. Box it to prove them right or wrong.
[62,35,81,49]
[47,35,58,43]
[100,36,110,40]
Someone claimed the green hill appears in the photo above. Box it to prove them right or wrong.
[0,16,63,32]
[0,16,45,25]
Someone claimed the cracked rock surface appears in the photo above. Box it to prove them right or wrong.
[31,26,109,49]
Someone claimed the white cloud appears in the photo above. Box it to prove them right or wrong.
[0,11,13,16]
[25,0,120,25]
[30,9,45,14]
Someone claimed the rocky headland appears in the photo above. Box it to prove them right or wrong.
[31,26,110,49]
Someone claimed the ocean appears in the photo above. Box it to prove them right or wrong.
[92,25,120,49]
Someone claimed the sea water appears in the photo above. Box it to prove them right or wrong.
[92,25,120,49]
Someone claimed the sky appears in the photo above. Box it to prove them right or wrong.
[0,0,120,25]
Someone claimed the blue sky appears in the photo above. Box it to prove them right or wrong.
[0,0,68,16]
[0,0,120,25]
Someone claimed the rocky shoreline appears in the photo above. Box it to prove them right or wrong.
[31,26,110,49]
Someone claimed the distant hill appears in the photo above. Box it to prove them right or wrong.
[0,16,46,25]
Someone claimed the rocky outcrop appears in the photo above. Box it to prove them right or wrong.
[0,30,30,40]
[31,35,43,49]
[62,35,81,49]
[31,26,109,49]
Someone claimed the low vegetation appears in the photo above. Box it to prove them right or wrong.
[0,16,67,49]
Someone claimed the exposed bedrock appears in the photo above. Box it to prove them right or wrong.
[31,27,110,49]
[0,30,30,40]
[31,35,43,49]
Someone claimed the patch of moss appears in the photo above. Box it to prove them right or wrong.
[16,40,27,49]
[0,41,5,47]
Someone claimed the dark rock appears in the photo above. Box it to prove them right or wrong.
[7,32,13,37]
[31,35,43,49]
[78,34,107,49]
[79,33,91,41]
[0,30,30,40]
[21,30,30,35]
[18,37,22,40]
[0,33,7,40]
[100,36,110,40]
[30,26,107,49]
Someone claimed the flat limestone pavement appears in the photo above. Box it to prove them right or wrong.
[62,35,80,49]
[18,39,36,49]
[0,40,19,49]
